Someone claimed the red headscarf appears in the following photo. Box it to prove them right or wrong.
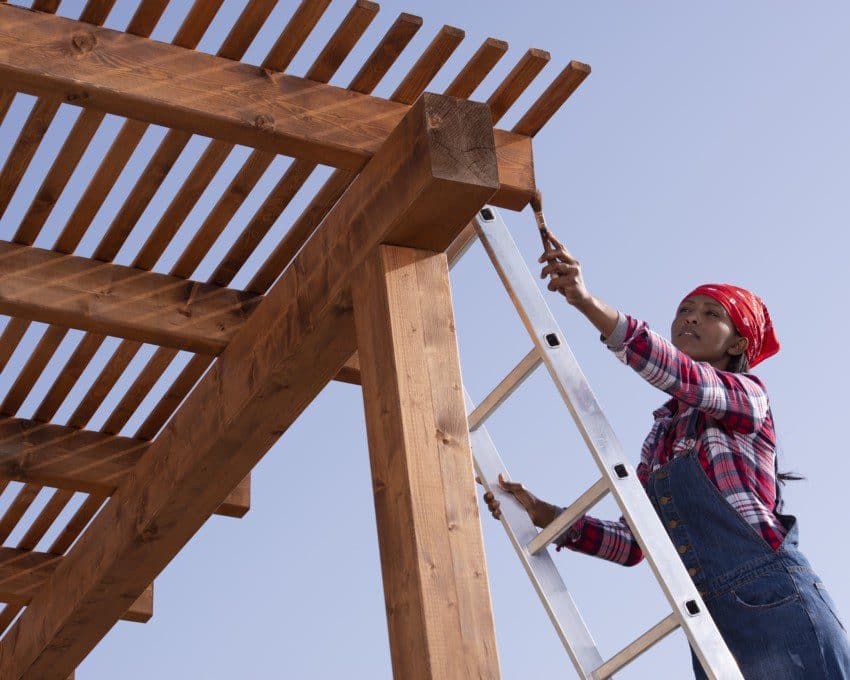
[681,284,780,369]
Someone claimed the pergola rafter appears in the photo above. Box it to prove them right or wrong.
[0,1,590,677]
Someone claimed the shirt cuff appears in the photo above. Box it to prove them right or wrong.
[600,311,628,349]
[552,511,586,549]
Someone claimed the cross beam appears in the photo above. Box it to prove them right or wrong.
[0,416,249,518]
[0,4,535,210]
[0,93,502,679]
[0,548,151,623]
[0,241,260,355]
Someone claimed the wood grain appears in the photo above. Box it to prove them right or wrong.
[0,416,248,518]
[487,47,550,123]
[0,93,498,679]
[0,241,262,354]
[513,60,591,137]
[352,246,500,679]
[0,4,534,209]
[0,547,148,622]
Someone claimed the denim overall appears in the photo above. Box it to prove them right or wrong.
[644,409,850,679]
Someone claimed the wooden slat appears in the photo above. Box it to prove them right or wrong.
[208,160,315,287]
[215,11,423,291]
[0,319,30,374]
[89,0,269,262]
[0,416,248,518]
[216,0,279,62]
[513,60,592,137]
[131,0,336,276]
[0,325,67,416]
[51,1,224,254]
[306,0,378,84]
[0,3,226,478]
[32,334,105,423]
[0,241,262,354]
[134,354,212,441]
[0,5,534,209]
[100,1,401,459]
[115,10,422,446]
[0,90,14,128]
[444,37,508,99]
[263,0,332,72]
[247,20,471,295]
[0,1,106,221]
[352,245,500,678]
[0,92,499,679]
[0,485,41,544]
[15,489,75,552]
[100,347,176,435]
[13,0,171,246]
[348,13,422,95]
[487,48,550,123]
[392,24,465,104]
[166,0,379,280]
[0,98,61,221]
[65,341,142,430]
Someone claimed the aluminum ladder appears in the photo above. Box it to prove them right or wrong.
[458,206,743,679]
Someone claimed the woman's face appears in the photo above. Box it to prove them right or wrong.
[671,295,747,369]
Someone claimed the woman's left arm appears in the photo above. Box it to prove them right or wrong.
[607,318,768,433]
[540,242,768,434]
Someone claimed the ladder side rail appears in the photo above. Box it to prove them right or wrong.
[474,208,744,680]
[467,392,604,679]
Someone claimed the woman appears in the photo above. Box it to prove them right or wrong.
[482,235,850,678]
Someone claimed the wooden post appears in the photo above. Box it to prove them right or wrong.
[353,245,501,680]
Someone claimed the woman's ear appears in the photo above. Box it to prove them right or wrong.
[728,335,749,357]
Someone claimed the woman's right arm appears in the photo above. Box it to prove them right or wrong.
[485,468,648,567]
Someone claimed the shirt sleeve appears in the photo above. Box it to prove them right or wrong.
[550,460,650,567]
[606,314,769,434]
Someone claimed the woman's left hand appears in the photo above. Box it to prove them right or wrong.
[538,235,591,308]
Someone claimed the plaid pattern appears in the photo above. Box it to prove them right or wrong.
[556,315,786,566]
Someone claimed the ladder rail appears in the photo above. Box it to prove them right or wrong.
[468,393,605,679]
[470,207,744,680]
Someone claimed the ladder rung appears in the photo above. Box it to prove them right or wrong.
[527,477,609,555]
[592,612,680,679]
[468,348,541,431]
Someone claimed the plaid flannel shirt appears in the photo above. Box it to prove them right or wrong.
[555,314,787,566]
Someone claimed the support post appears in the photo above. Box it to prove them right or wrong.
[353,245,500,680]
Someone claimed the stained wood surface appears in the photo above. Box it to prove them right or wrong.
[0,547,149,622]
[0,241,262,354]
[0,4,534,209]
[0,93,498,679]
[0,416,249,518]
[353,246,500,679]
[513,60,592,136]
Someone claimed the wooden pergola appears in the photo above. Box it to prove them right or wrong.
[0,1,589,677]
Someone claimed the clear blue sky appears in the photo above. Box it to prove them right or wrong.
[0,1,847,678]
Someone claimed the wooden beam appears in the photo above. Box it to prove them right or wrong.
[0,92,498,679]
[0,547,150,622]
[352,245,500,679]
[0,241,261,355]
[0,416,249,519]
[0,4,533,210]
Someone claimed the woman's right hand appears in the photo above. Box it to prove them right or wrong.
[479,473,560,529]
